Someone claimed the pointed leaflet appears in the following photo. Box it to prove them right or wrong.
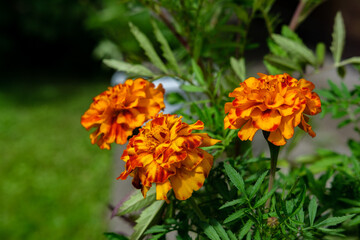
[103,59,154,77]
[230,57,245,81]
[210,219,230,240]
[264,55,302,72]
[130,200,165,240]
[129,22,168,73]
[331,12,345,64]
[249,171,268,200]
[313,214,355,228]
[118,188,156,216]
[272,34,316,65]
[223,209,247,224]
[199,222,221,240]
[224,163,247,199]
[191,59,206,86]
[238,220,254,240]
[151,20,180,74]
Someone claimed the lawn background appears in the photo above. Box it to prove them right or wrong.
[0,75,113,239]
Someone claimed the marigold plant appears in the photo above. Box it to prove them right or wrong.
[117,113,220,201]
[81,78,165,149]
[224,73,322,146]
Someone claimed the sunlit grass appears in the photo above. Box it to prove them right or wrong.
[0,80,113,239]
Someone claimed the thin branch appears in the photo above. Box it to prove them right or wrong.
[157,8,190,52]
[289,0,305,31]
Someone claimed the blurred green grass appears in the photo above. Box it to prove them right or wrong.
[0,79,113,239]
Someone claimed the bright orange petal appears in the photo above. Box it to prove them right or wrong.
[238,120,258,141]
[156,180,172,201]
[251,108,281,132]
[267,129,286,146]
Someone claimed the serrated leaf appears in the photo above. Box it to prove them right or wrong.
[200,222,221,240]
[348,215,360,226]
[129,22,168,73]
[181,84,205,93]
[230,57,246,81]
[219,198,246,209]
[264,55,302,72]
[223,209,247,224]
[272,34,316,65]
[210,219,230,240]
[144,225,169,234]
[103,59,153,77]
[118,188,156,216]
[331,12,345,64]
[316,42,326,66]
[238,220,254,240]
[224,163,247,199]
[130,200,165,240]
[253,187,276,208]
[313,214,355,228]
[226,230,237,240]
[249,171,268,199]
[308,197,318,226]
[151,20,180,74]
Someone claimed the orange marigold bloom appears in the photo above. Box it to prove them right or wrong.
[117,113,221,201]
[224,73,321,146]
[81,78,165,149]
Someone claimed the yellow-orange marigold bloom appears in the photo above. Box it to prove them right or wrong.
[224,73,321,146]
[117,113,221,201]
[81,78,165,149]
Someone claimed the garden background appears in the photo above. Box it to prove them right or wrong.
[1,0,359,239]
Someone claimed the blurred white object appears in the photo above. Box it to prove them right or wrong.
[111,72,185,114]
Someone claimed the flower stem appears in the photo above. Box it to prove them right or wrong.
[188,197,206,221]
[289,0,305,31]
[262,131,280,210]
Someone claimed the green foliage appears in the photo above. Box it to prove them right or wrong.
[88,1,360,239]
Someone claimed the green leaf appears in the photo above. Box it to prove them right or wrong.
[191,59,206,86]
[118,188,156,216]
[249,171,268,199]
[264,55,302,72]
[224,163,247,199]
[130,200,165,240]
[230,57,246,81]
[338,119,351,128]
[103,59,153,77]
[337,57,360,67]
[210,219,230,240]
[337,66,346,78]
[313,214,355,228]
[129,22,168,73]
[316,42,326,66]
[348,215,360,226]
[151,20,180,74]
[264,60,283,75]
[281,25,302,43]
[181,84,205,93]
[144,225,169,234]
[223,209,247,224]
[219,198,246,209]
[272,34,316,65]
[253,187,276,208]
[167,92,185,105]
[330,12,345,64]
[200,222,221,240]
[226,230,237,240]
[238,220,254,240]
[328,80,343,97]
[308,197,318,226]
[104,232,129,240]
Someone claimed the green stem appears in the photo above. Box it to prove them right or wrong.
[188,197,206,221]
[262,131,280,210]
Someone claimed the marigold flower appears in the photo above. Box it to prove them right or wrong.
[224,73,321,146]
[81,78,165,149]
[117,113,221,201]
